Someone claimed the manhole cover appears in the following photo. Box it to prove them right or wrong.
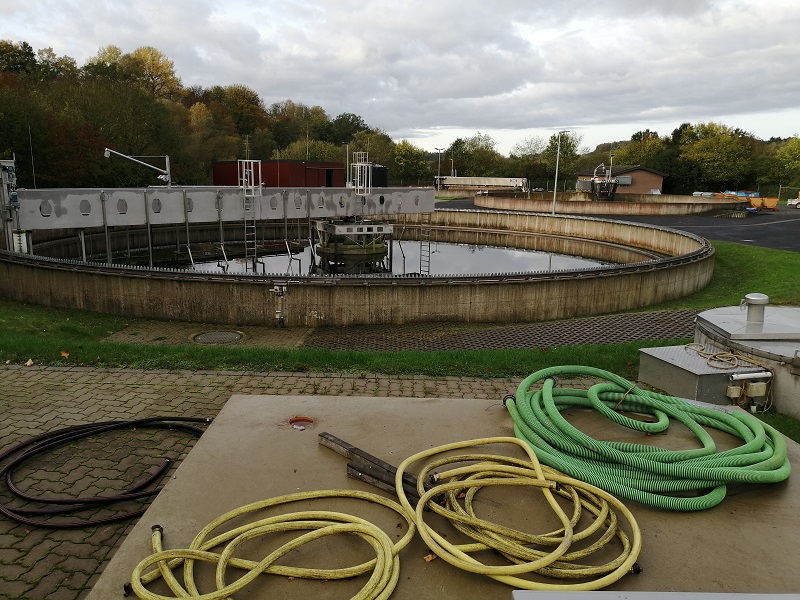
[192,330,244,345]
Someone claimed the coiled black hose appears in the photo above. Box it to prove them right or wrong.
[0,417,211,529]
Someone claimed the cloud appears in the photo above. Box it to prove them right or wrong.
[4,0,800,152]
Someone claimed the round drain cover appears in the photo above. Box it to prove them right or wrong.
[192,330,243,345]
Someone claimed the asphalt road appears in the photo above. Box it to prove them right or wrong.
[438,199,800,252]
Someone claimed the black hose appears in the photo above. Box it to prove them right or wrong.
[0,417,211,529]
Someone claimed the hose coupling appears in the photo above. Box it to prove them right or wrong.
[122,582,133,596]
[151,524,163,533]
[630,562,643,574]
[501,395,515,410]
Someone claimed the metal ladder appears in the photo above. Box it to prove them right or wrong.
[418,212,431,275]
[238,160,261,271]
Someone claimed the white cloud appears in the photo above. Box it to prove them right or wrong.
[4,0,800,154]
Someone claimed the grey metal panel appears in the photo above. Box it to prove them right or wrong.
[258,190,287,220]
[15,186,434,230]
[17,189,105,229]
[146,188,187,225]
[184,189,223,223]
[104,189,147,227]
[219,188,244,222]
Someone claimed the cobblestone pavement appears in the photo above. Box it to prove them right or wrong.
[0,365,520,600]
[302,309,701,351]
[103,309,700,352]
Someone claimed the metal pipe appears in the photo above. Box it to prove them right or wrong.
[741,292,769,324]
[730,372,772,381]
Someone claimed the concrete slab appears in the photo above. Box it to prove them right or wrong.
[87,395,800,599]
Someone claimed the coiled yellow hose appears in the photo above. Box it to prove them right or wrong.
[394,437,642,591]
[129,489,415,600]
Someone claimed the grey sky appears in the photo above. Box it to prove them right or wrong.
[5,0,800,153]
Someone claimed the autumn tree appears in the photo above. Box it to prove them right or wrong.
[120,46,182,100]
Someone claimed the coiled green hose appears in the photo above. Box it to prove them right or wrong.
[506,365,791,511]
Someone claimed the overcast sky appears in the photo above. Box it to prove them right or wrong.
[5,0,800,154]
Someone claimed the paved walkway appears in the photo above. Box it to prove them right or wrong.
[104,309,701,351]
[0,308,699,600]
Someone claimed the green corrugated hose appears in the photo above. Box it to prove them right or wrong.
[506,365,791,511]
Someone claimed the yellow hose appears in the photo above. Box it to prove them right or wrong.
[129,489,415,600]
[394,437,642,591]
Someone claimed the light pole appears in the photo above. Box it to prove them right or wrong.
[104,148,171,188]
[434,147,444,190]
[342,142,350,187]
[450,158,454,176]
[551,130,569,215]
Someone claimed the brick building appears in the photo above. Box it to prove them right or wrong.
[577,165,667,194]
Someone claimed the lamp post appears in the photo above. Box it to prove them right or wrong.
[551,130,569,215]
[104,148,171,188]
[342,142,350,187]
[450,158,454,176]
[434,147,444,190]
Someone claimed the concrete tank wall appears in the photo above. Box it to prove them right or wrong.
[0,210,715,327]
[476,193,745,215]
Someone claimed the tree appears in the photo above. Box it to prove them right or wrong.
[507,135,548,188]
[446,132,504,177]
[120,46,182,100]
[542,132,582,188]
[510,135,546,158]
[775,137,800,188]
[392,140,429,185]
[34,48,79,81]
[248,128,277,161]
[328,112,369,144]
[679,122,752,190]
[0,40,37,73]
[82,45,125,80]
[614,130,667,168]
[349,129,395,169]
[273,139,343,162]
[220,84,268,135]
[267,100,305,149]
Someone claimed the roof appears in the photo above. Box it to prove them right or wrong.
[576,164,668,177]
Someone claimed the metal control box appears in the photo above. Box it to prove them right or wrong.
[638,345,764,405]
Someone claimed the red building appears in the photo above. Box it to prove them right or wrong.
[212,160,346,188]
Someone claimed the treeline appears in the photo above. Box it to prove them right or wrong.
[1,40,799,195]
